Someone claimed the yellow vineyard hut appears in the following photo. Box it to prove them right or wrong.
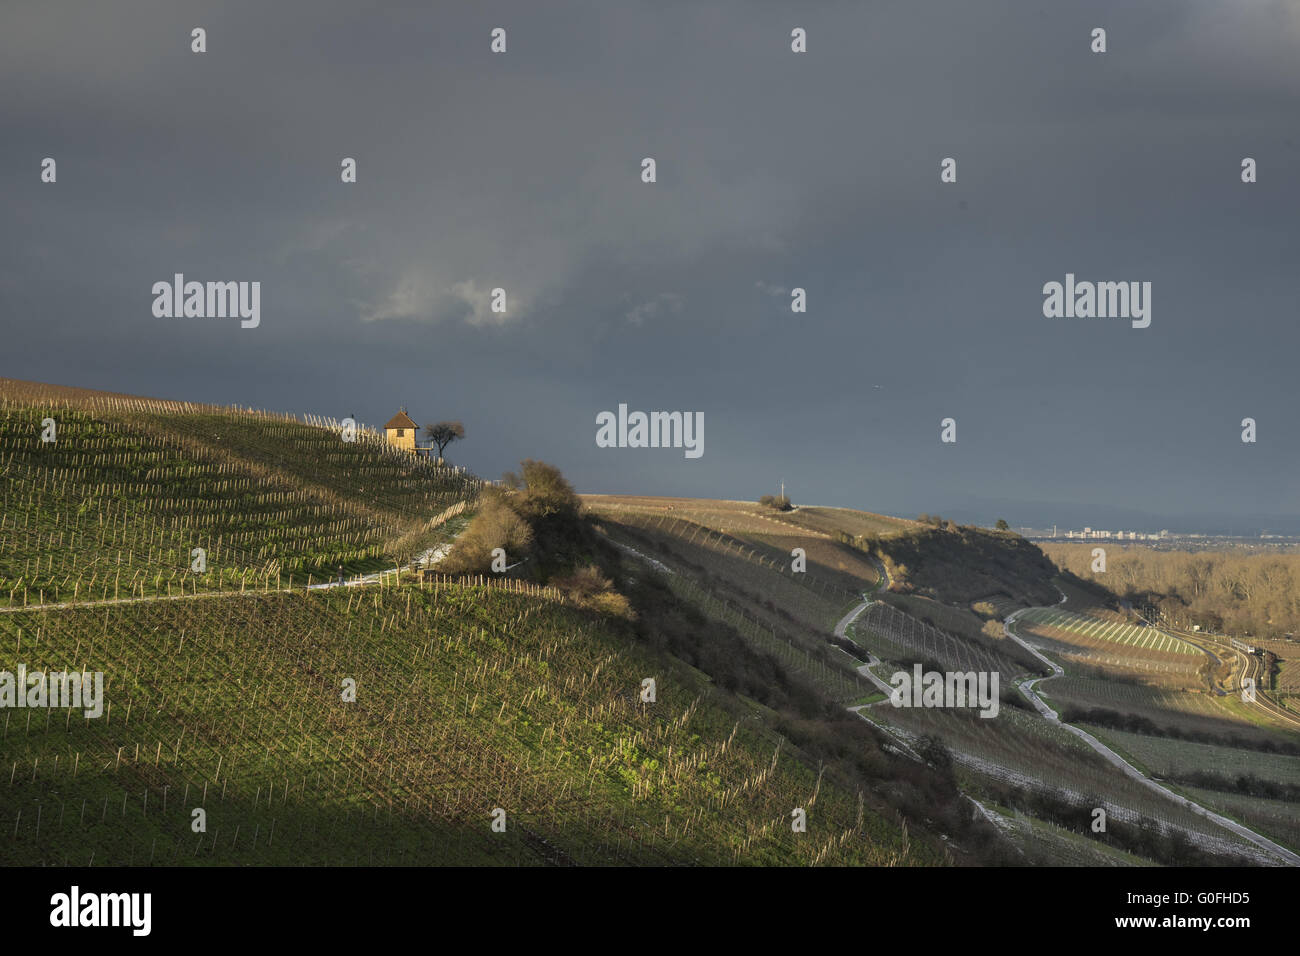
[384,408,419,452]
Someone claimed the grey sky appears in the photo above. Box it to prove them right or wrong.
[3,1,1298,532]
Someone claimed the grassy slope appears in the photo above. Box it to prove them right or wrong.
[865,525,1061,607]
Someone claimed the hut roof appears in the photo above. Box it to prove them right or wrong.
[384,410,418,430]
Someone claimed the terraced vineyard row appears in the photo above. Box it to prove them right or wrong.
[1177,786,1300,856]
[852,602,1028,681]
[1081,726,1300,787]
[1017,608,1204,686]
[594,512,863,645]
[1022,609,1201,656]
[0,583,922,866]
[0,393,478,606]
[1039,676,1289,745]
[599,510,863,604]
[582,496,837,538]
[862,699,1263,860]
[661,573,867,704]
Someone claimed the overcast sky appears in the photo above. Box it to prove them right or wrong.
[3,1,1298,533]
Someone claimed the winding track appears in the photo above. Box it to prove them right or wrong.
[1154,620,1300,732]
[1004,592,1300,866]
[56,500,1279,864]
[841,580,1298,864]
[1,502,475,612]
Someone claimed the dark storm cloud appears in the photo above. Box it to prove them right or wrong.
[2,1,1298,530]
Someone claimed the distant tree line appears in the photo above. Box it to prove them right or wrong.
[1043,543,1300,640]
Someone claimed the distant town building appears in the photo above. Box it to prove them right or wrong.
[384,408,419,452]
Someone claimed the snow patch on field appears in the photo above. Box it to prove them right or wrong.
[415,543,453,567]
[607,539,675,575]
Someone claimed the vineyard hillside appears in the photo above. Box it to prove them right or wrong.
[0,378,479,605]
[0,381,956,866]
[1,584,936,865]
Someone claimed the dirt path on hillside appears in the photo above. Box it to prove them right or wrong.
[2,501,475,612]
[1004,597,1300,866]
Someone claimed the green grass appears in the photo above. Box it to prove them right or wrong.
[851,691,888,707]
